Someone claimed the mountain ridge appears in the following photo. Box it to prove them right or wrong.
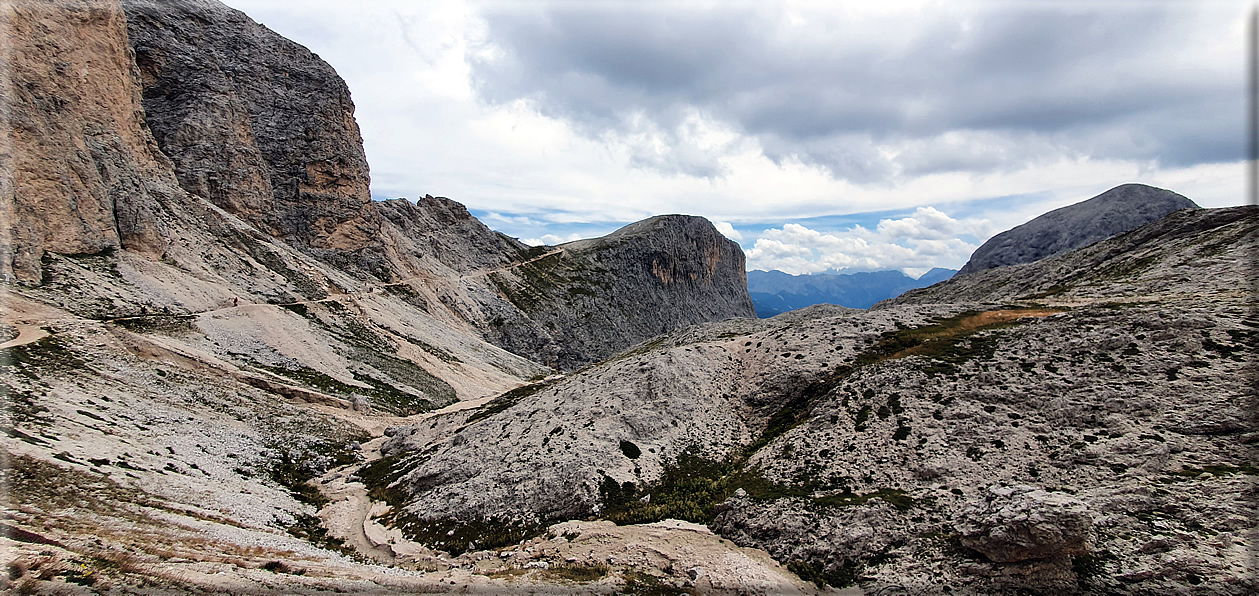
[747,267,956,316]
[957,183,1199,276]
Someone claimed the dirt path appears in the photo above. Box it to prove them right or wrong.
[315,392,505,563]
[0,324,49,349]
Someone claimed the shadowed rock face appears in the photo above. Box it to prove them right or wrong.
[958,184,1199,276]
[2,0,177,283]
[123,0,373,255]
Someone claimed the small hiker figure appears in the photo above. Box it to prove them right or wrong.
[233,296,239,307]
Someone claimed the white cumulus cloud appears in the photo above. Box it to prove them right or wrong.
[745,206,985,275]
[713,221,743,241]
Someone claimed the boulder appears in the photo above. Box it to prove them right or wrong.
[956,485,1093,563]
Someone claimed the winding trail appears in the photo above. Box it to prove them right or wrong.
[315,393,503,563]
[0,324,49,349]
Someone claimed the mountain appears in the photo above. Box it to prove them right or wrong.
[748,268,956,316]
[957,183,1199,276]
[4,1,1253,594]
[380,204,1257,594]
[121,0,753,369]
[3,1,767,591]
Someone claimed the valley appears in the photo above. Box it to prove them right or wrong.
[1,0,1255,594]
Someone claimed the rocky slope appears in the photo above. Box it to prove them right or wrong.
[1,1,763,592]
[957,183,1199,275]
[4,0,1251,594]
[378,205,1257,594]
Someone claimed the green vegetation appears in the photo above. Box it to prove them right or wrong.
[113,314,198,334]
[266,434,367,508]
[852,308,1064,376]
[286,513,358,560]
[269,301,457,414]
[599,449,922,527]
[389,517,544,556]
[252,361,441,416]
[787,560,861,590]
[2,334,88,380]
[539,562,609,583]
[220,227,328,300]
[357,452,546,555]
[466,379,556,423]
[620,569,697,595]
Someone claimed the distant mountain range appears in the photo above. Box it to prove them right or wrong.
[746,267,957,316]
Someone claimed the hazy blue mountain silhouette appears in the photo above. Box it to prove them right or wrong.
[747,268,956,317]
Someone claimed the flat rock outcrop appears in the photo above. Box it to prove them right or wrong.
[958,183,1198,276]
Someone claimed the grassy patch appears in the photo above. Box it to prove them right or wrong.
[286,513,358,560]
[112,315,198,334]
[357,453,545,554]
[466,379,556,423]
[2,334,89,380]
[620,569,696,595]
[266,434,368,508]
[540,562,609,583]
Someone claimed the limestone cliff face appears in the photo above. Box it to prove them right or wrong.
[25,0,753,370]
[2,0,176,283]
[122,0,376,261]
[485,215,756,369]
[958,183,1199,276]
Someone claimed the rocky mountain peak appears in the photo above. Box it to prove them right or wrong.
[958,183,1198,275]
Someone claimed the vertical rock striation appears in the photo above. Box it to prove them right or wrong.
[122,0,379,271]
[2,0,176,283]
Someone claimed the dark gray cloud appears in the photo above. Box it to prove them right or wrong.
[470,1,1244,180]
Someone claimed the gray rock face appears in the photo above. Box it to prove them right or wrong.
[487,215,756,369]
[886,205,1259,307]
[958,184,1198,276]
[956,485,1092,563]
[124,0,373,253]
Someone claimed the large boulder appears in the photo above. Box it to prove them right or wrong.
[956,485,1093,563]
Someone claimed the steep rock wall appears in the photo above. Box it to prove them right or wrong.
[2,0,176,283]
[123,0,374,257]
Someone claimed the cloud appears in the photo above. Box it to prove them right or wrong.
[221,0,1248,258]
[713,221,743,242]
[471,1,1245,181]
[521,232,586,246]
[745,206,983,275]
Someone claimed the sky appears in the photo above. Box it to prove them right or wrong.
[222,0,1250,277]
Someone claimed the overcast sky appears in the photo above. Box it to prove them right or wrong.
[223,0,1249,276]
